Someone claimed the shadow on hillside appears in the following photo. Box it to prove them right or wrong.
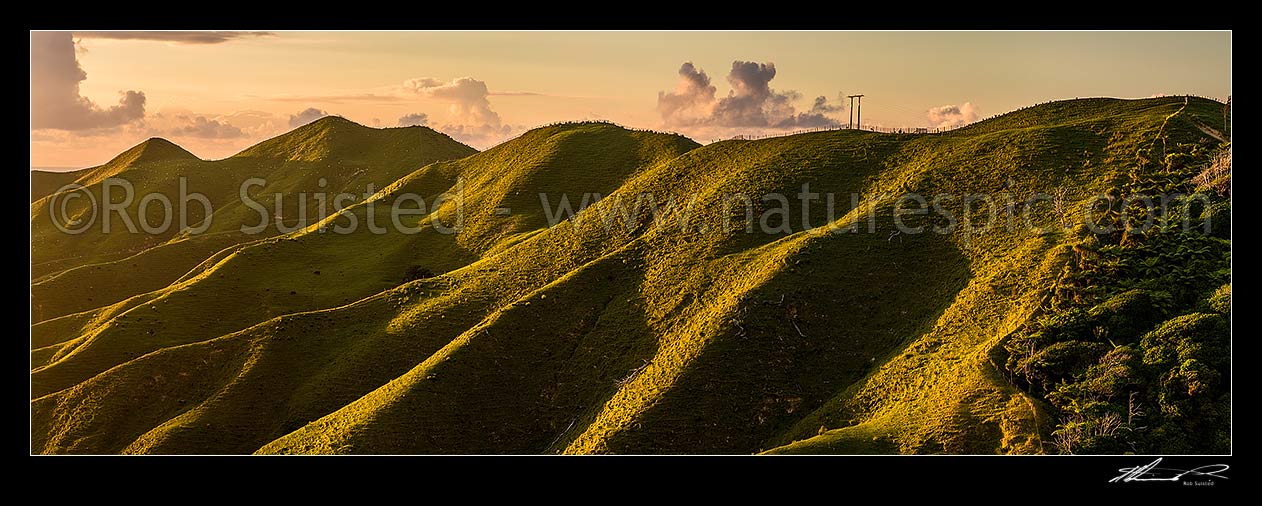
[598,214,971,454]
[266,248,663,454]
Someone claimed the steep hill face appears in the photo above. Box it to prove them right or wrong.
[30,98,1230,455]
[29,123,698,413]
[32,169,87,203]
[31,138,199,204]
[30,118,477,323]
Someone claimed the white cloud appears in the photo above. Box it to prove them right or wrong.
[927,102,978,128]
[402,76,516,148]
[397,112,430,127]
[168,115,247,139]
[288,107,329,128]
[657,61,844,133]
[30,32,146,131]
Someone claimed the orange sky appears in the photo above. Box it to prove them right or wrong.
[30,31,1231,169]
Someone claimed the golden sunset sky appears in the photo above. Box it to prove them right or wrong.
[30,31,1231,168]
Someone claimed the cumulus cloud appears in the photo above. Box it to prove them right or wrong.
[657,61,843,132]
[137,109,264,145]
[404,77,503,127]
[217,110,285,138]
[437,124,513,146]
[810,95,845,114]
[30,31,146,130]
[288,108,330,128]
[74,31,273,44]
[781,94,851,128]
[711,61,791,127]
[403,76,514,147]
[657,62,718,127]
[169,115,247,139]
[397,113,430,127]
[927,102,978,129]
[34,108,293,167]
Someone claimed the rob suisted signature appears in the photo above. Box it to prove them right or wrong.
[1110,458,1229,483]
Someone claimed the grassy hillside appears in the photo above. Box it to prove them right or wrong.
[32,169,87,203]
[30,97,1230,455]
[31,138,199,204]
[30,123,697,409]
[763,98,1230,454]
[30,118,476,323]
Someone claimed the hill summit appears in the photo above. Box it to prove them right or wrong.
[109,137,201,166]
[232,115,474,164]
[30,114,481,322]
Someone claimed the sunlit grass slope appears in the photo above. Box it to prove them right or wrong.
[763,97,1228,454]
[30,97,1228,454]
[30,118,476,323]
[31,123,699,453]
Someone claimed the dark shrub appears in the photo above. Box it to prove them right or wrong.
[1085,289,1170,344]
[1017,340,1107,392]
[404,265,435,282]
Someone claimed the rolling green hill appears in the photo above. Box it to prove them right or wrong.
[30,118,477,323]
[30,97,1231,455]
[32,169,87,204]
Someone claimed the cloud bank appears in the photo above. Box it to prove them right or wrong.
[403,76,513,147]
[169,115,247,139]
[31,108,287,167]
[397,113,430,127]
[927,102,978,129]
[404,77,503,127]
[30,31,146,130]
[288,107,330,128]
[73,31,273,45]
[657,61,844,134]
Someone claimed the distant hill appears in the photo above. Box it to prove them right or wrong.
[30,98,1230,455]
[32,169,83,204]
[30,118,476,323]
[32,138,199,204]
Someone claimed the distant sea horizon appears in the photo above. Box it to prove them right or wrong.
[31,166,81,173]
